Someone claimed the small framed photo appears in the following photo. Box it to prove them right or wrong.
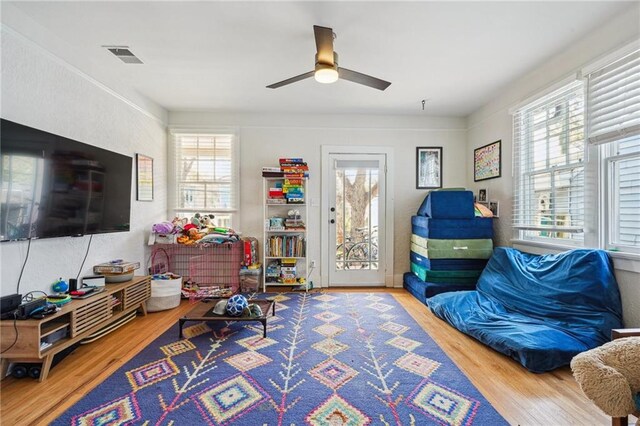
[474,140,502,181]
[478,188,488,203]
[136,153,154,201]
[489,201,499,218]
[416,147,442,189]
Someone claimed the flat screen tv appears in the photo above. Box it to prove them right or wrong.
[1,119,132,242]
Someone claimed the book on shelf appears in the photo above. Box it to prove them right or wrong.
[280,162,306,166]
[266,236,306,257]
[284,172,309,178]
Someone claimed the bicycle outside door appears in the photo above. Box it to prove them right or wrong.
[328,153,386,286]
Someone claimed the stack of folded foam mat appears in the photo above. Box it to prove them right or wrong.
[403,189,494,304]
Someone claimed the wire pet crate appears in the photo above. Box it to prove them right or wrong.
[151,242,242,293]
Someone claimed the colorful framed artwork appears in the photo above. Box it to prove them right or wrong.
[416,146,443,189]
[136,153,154,201]
[474,140,501,182]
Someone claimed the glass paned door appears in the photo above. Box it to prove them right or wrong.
[329,154,386,286]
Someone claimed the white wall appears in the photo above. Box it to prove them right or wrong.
[169,112,467,287]
[0,28,168,297]
[465,4,640,327]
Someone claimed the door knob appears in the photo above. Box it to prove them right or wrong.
[330,207,335,212]
[330,219,335,224]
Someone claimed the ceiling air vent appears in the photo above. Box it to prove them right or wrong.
[104,46,143,64]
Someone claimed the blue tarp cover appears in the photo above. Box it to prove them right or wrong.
[427,247,623,373]
[417,190,475,219]
[411,215,493,239]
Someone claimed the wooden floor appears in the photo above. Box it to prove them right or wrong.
[0,288,624,425]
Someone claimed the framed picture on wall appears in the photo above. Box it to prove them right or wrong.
[478,188,488,203]
[489,201,500,218]
[136,154,154,201]
[416,146,443,189]
[474,140,501,181]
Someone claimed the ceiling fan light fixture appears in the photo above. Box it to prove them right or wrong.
[314,67,339,84]
[266,27,391,90]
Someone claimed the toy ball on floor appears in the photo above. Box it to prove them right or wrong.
[225,294,248,317]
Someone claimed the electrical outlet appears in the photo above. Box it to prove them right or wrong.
[310,260,316,268]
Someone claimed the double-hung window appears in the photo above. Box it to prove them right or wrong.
[587,50,640,253]
[169,130,239,228]
[513,81,585,244]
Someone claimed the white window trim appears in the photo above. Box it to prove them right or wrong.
[512,80,586,245]
[167,126,240,228]
[512,41,640,269]
[603,147,640,254]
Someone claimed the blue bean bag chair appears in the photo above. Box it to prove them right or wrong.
[427,247,623,373]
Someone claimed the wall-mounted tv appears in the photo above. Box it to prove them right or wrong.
[1,119,132,242]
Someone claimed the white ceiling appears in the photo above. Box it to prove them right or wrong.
[3,1,635,117]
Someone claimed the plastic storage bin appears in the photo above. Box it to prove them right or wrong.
[147,275,182,312]
[240,268,262,292]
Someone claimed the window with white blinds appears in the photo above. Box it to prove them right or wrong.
[587,50,640,146]
[512,81,585,243]
[587,48,640,252]
[605,135,640,251]
[170,131,239,228]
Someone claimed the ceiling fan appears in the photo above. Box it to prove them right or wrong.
[266,25,391,91]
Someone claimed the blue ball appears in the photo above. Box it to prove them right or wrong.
[52,279,69,293]
[225,294,248,317]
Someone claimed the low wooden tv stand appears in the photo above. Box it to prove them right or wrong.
[0,276,151,381]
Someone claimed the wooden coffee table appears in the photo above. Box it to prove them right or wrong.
[178,299,276,338]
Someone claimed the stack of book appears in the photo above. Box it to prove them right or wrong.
[280,158,307,203]
[265,261,280,283]
[280,158,308,175]
[280,258,297,284]
[262,166,284,178]
[267,181,285,202]
[284,217,305,230]
[284,211,305,230]
[262,158,309,179]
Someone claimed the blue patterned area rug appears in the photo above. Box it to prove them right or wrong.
[53,293,506,425]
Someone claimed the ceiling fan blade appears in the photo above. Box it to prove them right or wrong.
[338,68,391,91]
[313,25,334,65]
[266,71,315,89]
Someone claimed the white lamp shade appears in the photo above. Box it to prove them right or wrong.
[314,68,339,84]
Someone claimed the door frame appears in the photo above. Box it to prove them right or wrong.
[320,145,395,288]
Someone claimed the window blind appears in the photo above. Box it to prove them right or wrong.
[512,81,585,238]
[606,134,640,250]
[587,50,640,145]
[170,131,239,218]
